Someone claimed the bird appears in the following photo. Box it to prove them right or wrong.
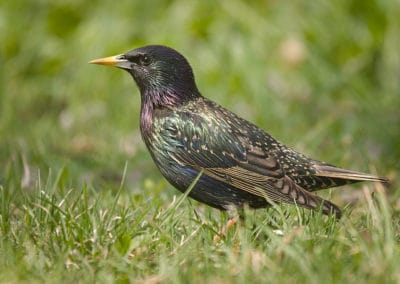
[90,45,388,220]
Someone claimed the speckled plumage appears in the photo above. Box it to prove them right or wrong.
[91,45,388,219]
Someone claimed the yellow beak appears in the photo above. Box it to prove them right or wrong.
[89,54,132,70]
[89,55,124,66]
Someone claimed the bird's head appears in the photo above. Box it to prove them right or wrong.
[90,45,199,104]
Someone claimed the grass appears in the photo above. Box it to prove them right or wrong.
[1,167,398,283]
[0,0,399,283]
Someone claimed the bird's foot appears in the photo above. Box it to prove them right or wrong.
[213,218,237,243]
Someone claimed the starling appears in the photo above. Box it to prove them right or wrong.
[90,45,388,219]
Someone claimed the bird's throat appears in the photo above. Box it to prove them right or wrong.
[139,88,180,142]
[139,87,201,146]
[140,98,153,141]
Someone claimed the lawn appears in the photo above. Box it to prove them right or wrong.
[0,0,399,283]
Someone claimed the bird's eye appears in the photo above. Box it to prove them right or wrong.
[139,54,151,66]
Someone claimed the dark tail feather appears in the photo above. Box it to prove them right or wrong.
[314,164,389,184]
[298,189,342,219]
[320,199,342,219]
[290,182,342,219]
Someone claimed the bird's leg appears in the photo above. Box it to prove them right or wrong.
[221,218,238,236]
[213,218,237,243]
[213,206,242,243]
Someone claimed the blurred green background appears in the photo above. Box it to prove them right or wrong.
[1,0,400,282]
[1,0,399,187]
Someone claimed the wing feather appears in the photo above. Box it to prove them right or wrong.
[162,110,340,216]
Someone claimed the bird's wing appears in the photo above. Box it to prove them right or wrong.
[161,110,339,215]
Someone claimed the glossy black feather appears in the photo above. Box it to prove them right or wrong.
[91,45,389,219]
